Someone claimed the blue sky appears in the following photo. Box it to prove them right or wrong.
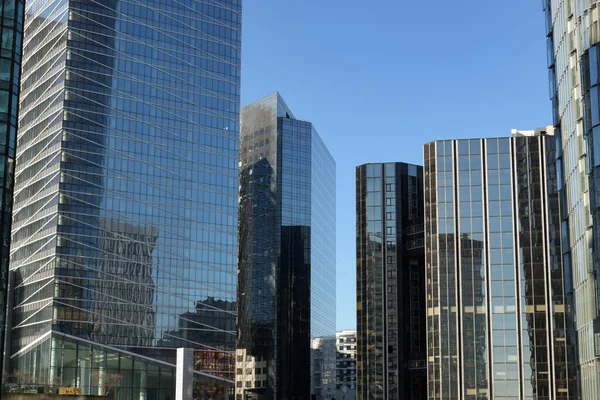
[240,0,550,330]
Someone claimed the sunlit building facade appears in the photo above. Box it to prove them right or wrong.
[544,1,600,397]
[355,162,427,400]
[7,0,241,398]
[424,129,577,399]
[335,330,356,400]
[237,92,336,399]
[0,0,23,374]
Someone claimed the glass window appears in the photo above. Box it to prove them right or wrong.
[498,139,510,154]
[591,46,598,87]
[592,86,600,127]
[487,138,499,154]
[593,126,600,166]
[458,140,469,155]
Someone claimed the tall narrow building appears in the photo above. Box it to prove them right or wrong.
[0,0,24,374]
[7,1,241,398]
[335,330,357,400]
[355,162,427,400]
[544,2,600,397]
[424,129,577,399]
[236,92,336,399]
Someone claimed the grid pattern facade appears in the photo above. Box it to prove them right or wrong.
[8,0,241,397]
[424,133,576,400]
[237,92,336,400]
[544,1,600,397]
[356,162,426,400]
[336,330,357,399]
[0,0,23,372]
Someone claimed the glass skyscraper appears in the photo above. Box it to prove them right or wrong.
[424,129,576,399]
[0,0,23,375]
[236,92,336,400]
[7,0,241,398]
[544,1,600,397]
[355,162,427,400]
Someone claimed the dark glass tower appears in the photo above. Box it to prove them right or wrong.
[7,1,241,398]
[0,0,23,375]
[424,129,577,399]
[236,92,336,400]
[355,162,426,400]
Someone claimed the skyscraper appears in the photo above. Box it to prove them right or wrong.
[236,92,336,399]
[7,1,241,398]
[0,0,23,374]
[544,2,600,397]
[355,162,427,400]
[424,129,577,399]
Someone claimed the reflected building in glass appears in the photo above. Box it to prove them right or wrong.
[237,92,336,399]
[0,0,23,374]
[7,0,241,398]
[355,162,427,400]
[544,2,600,397]
[424,128,577,399]
[311,335,336,400]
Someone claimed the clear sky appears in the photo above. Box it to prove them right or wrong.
[240,0,550,331]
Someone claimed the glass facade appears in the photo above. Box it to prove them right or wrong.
[8,0,241,398]
[355,162,426,400]
[424,131,577,399]
[310,336,336,400]
[544,1,600,397]
[0,0,23,374]
[237,92,336,400]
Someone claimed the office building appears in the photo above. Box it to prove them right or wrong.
[355,162,427,400]
[335,330,356,400]
[311,336,336,400]
[544,2,600,397]
[424,129,577,399]
[0,0,23,375]
[236,92,336,399]
[7,1,241,398]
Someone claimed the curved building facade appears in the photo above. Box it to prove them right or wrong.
[545,1,600,397]
[424,131,576,399]
[8,0,241,398]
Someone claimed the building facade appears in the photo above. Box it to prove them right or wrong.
[311,336,336,400]
[236,92,336,399]
[7,0,241,398]
[544,1,600,397]
[424,129,577,399]
[335,330,356,400]
[355,162,427,400]
[0,0,24,375]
